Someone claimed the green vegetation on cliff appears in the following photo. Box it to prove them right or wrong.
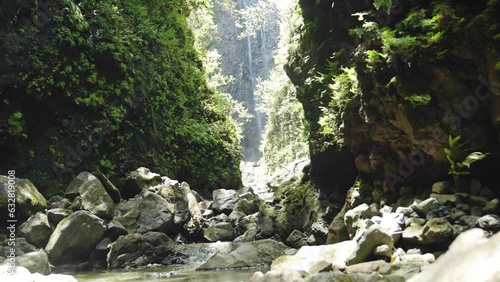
[286,0,500,194]
[0,0,241,195]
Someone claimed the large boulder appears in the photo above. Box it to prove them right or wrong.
[347,223,394,265]
[93,171,121,203]
[106,232,178,269]
[420,218,454,245]
[411,198,443,218]
[271,240,357,274]
[408,229,500,282]
[0,251,51,275]
[18,212,52,248]
[0,176,47,222]
[148,178,189,228]
[198,239,288,270]
[183,186,204,237]
[47,208,73,227]
[122,167,162,199]
[286,230,308,249]
[234,198,260,215]
[112,190,174,234]
[149,180,204,236]
[326,204,350,244]
[203,222,236,242]
[64,172,115,219]
[476,214,500,232]
[45,211,106,265]
[212,189,239,214]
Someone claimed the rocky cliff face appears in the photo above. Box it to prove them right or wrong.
[0,0,242,194]
[212,0,280,161]
[286,0,500,199]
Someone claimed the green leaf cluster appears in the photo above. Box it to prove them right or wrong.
[317,66,359,148]
[405,93,432,108]
[444,135,489,189]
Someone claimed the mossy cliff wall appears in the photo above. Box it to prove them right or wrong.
[0,0,242,195]
[287,0,500,198]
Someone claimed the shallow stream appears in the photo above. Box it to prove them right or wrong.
[73,266,265,282]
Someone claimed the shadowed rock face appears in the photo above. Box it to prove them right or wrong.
[286,0,500,195]
[106,232,177,269]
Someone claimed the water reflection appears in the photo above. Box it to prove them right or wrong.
[73,265,268,282]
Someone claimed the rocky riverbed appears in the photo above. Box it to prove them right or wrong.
[1,163,499,281]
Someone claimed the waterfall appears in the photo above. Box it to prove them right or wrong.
[242,0,263,160]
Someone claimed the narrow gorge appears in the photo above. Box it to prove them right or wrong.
[1,0,499,282]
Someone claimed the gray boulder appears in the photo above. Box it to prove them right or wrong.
[286,230,308,249]
[347,223,394,265]
[45,211,106,265]
[18,212,52,248]
[198,239,287,270]
[408,229,500,282]
[234,225,257,243]
[65,172,115,219]
[411,198,443,218]
[459,215,480,229]
[113,190,174,234]
[420,218,454,245]
[0,251,51,275]
[310,220,329,245]
[93,171,121,203]
[122,167,162,199]
[234,198,260,215]
[149,180,204,236]
[104,221,129,241]
[0,176,47,221]
[271,240,357,273]
[203,222,236,242]
[402,223,424,244]
[148,178,190,229]
[476,214,500,232]
[48,198,72,210]
[212,189,239,214]
[47,208,72,227]
[107,232,177,269]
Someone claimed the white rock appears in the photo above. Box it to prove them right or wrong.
[408,229,500,282]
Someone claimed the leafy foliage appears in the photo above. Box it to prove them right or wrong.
[373,0,393,14]
[317,66,359,147]
[444,135,489,189]
[253,0,308,172]
[405,93,432,108]
[1,0,242,193]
